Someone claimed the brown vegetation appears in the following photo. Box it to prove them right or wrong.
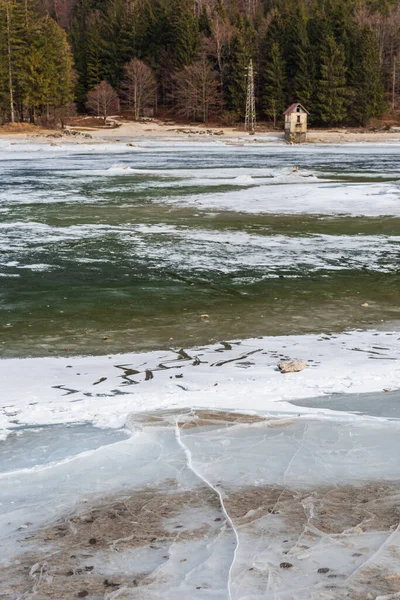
[86,81,120,125]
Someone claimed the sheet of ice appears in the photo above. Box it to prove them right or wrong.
[3,410,400,599]
[0,424,199,546]
[0,423,128,473]
[102,163,273,184]
[2,139,400,216]
[180,181,400,216]
[179,415,400,488]
[0,139,137,157]
[1,221,399,277]
[1,329,399,440]
[0,414,235,599]
[2,174,399,217]
[177,413,400,600]
[290,389,400,419]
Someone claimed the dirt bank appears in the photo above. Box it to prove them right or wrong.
[2,119,400,144]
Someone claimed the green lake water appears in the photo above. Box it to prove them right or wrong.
[0,140,399,357]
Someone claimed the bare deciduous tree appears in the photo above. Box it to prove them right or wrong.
[204,14,233,85]
[120,58,156,120]
[173,58,222,123]
[239,0,260,18]
[86,80,119,124]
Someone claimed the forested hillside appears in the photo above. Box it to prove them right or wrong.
[1,0,399,127]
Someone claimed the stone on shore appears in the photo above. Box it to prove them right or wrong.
[278,360,308,374]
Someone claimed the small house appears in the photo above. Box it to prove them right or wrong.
[283,103,309,143]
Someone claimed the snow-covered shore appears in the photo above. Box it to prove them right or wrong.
[1,328,399,441]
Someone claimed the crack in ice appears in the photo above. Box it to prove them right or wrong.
[174,412,239,600]
[344,522,400,584]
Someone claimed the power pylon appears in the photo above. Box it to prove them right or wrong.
[245,59,256,133]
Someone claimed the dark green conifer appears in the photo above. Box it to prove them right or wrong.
[224,17,255,118]
[86,16,103,89]
[167,0,199,69]
[264,42,286,127]
[283,4,314,110]
[352,26,386,125]
[0,0,27,121]
[70,0,92,109]
[199,5,212,37]
[316,35,347,124]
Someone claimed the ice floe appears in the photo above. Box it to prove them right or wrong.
[2,140,400,216]
[0,222,399,277]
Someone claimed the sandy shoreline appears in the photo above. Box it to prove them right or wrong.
[1,120,400,144]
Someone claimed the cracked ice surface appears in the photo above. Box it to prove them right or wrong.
[0,412,237,599]
[2,410,400,599]
[178,412,400,600]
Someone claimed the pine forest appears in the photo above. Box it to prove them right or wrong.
[0,0,399,127]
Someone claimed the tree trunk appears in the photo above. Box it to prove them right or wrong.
[24,0,29,28]
[5,1,15,123]
[203,82,206,123]
[134,81,138,120]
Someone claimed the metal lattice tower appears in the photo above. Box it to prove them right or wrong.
[245,60,256,133]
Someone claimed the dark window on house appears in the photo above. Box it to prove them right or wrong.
[297,115,301,123]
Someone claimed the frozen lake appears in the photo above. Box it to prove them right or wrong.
[0,138,399,599]
[0,139,399,357]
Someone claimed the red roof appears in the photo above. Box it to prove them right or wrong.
[283,103,309,115]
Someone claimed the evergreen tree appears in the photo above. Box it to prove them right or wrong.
[0,0,73,123]
[0,45,8,121]
[136,0,156,62]
[86,16,103,89]
[224,17,255,118]
[352,26,386,125]
[199,5,212,37]
[316,35,347,124]
[257,11,282,103]
[0,0,26,121]
[98,0,136,89]
[167,0,199,69]
[324,0,354,66]
[293,39,315,110]
[22,15,73,121]
[263,41,286,127]
[70,0,92,109]
[23,19,48,116]
[283,3,314,107]
[288,5,315,110]
[307,8,332,78]
[41,16,74,110]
